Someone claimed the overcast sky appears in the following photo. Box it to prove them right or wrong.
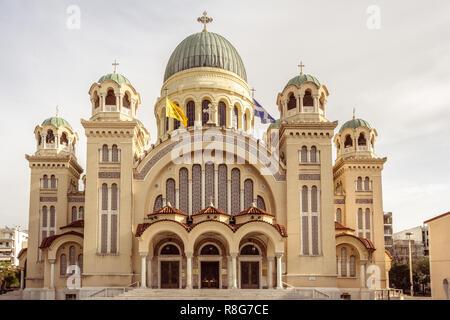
[0,0,449,233]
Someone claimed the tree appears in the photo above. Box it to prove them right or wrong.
[389,258,431,296]
[389,263,411,292]
[0,262,20,293]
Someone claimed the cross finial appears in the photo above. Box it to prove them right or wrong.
[251,87,256,98]
[298,61,305,75]
[112,59,119,74]
[197,11,213,32]
[56,105,59,117]
[353,108,356,120]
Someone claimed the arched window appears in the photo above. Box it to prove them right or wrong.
[123,93,130,108]
[174,118,180,130]
[50,206,55,229]
[344,135,353,148]
[94,91,99,108]
[192,164,202,212]
[69,246,75,267]
[350,255,356,277]
[257,195,266,211]
[200,244,219,255]
[205,162,214,206]
[310,146,317,163]
[244,179,254,209]
[336,208,342,223]
[105,89,116,105]
[71,206,77,222]
[241,244,259,255]
[46,130,55,144]
[101,183,108,210]
[358,133,367,146]
[153,195,163,211]
[161,244,180,255]
[43,175,48,189]
[301,186,308,212]
[357,208,363,237]
[179,168,189,213]
[243,113,248,132]
[357,177,362,191]
[79,206,84,220]
[60,254,67,276]
[218,101,226,126]
[301,146,308,163]
[218,164,228,212]
[77,254,83,274]
[102,144,109,162]
[232,106,238,129]
[111,145,119,162]
[166,178,175,207]
[111,183,118,210]
[50,175,56,189]
[60,133,68,146]
[165,111,169,133]
[287,93,296,110]
[311,186,318,212]
[365,208,371,239]
[186,101,195,127]
[303,90,313,106]
[364,177,370,190]
[202,100,211,125]
[231,168,241,214]
[110,212,118,254]
[42,206,48,228]
[341,247,347,277]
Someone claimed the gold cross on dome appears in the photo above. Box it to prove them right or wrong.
[298,61,305,75]
[198,11,213,32]
[112,59,119,73]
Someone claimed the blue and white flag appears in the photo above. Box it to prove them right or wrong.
[253,99,276,124]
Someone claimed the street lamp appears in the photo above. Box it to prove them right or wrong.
[406,232,414,296]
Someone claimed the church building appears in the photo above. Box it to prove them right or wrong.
[20,13,392,300]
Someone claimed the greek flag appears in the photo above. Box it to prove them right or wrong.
[253,99,276,124]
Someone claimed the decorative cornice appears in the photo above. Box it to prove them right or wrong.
[334,199,345,204]
[299,174,321,181]
[68,197,85,202]
[40,197,57,202]
[356,198,373,204]
[98,171,120,179]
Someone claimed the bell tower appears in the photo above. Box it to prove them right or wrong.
[275,68,338,286]
[81,64,150,287]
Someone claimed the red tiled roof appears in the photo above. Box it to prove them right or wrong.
[424,211,450,224]
[336,233,376,251]
[39,231,84,249]
[385,249,393,260]
[136,220,190,237]
[235,206,275,217]
[189,219,235,231]
[60,220,84,229]
[234,220,288,237]
[334,221,355,231]
[148,205,188,217]
[191,206,230,217]
[17,248,27,259]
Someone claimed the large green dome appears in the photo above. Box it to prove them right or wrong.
[286,74,320,88]
[41,116,72,130]
[339,118,371,133]
[164,32,247,82]
[98,73,131,85]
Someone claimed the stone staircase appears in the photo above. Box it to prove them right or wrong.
[0,290,23,300]
[85,288,334,300]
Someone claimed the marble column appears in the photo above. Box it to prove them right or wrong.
[49,259,56,290]
[147,256,152,288]
[276,253,283,289]
[186,252,193,289]
[267,257,274,289]
[231,253,238,289]
[140,253,147,288]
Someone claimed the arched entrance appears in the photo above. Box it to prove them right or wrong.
[159,243,182,289]
[199,243,221,289]
[239,243,262,289]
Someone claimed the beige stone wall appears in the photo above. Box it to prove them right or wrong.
[427,214,450,300]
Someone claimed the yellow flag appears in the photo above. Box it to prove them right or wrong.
[166,97,188,128]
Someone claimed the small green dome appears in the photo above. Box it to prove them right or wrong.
[41,116,72,130]
[269,119,280,129]
[98,73,131,85]
[339,118,371,133]
[164,32,247,82]
[286,74,320,88]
